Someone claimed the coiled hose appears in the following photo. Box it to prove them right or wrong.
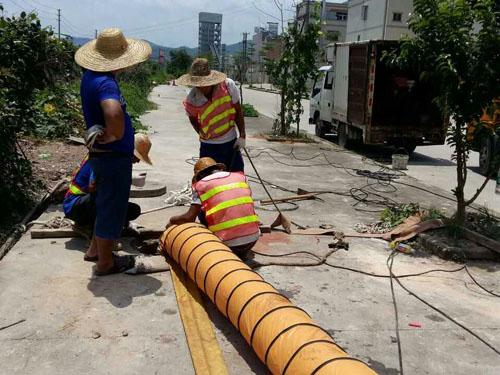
[160,223,376,375]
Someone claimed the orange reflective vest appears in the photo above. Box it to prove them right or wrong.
[193,172,259,242]
[183,81,237,140]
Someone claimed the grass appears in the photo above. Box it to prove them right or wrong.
[120,81,156,131]
[243,103,259,117]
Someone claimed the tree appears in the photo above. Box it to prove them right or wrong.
[231,51,250,102]
[167,48,193,76]
[390,0,500,224]
[266,5,321,136]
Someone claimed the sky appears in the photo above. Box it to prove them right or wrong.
[3,0,299,47]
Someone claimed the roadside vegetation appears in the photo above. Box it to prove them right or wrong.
[265,3,320,137]
[242,103,259,117]
[388,0,500,226]
[0,8,182,242]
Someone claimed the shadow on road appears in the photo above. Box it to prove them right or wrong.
[204,296,268,374]
[87,273,162,308]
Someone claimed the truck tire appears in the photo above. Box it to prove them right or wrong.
[479,136,493,176]
[315,118,326,138]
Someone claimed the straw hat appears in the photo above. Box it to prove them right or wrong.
[193,157,226,183]
[134,133,153,165]
[75,28,152,72]
[177,58,227,87]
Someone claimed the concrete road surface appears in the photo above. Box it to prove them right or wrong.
[1,85,499,375]
[242,86,499,215]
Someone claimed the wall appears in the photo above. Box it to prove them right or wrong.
[346,0,413,41]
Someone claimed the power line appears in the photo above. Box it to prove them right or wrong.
[27,0,57,10]
[125,4,256,36]
[253,1,281,22]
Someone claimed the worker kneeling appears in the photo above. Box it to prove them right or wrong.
[169,157,260,259]
[63,134,153,256]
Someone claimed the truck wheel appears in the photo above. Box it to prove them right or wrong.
[338,123,350,148]
[315,118,326,138]
[479,136,493,176]
[404,142,417,155]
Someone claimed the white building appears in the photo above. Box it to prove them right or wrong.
[346,0,413,42]
[296,1,348,42]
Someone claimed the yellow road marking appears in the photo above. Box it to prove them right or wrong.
[169,260,229,375]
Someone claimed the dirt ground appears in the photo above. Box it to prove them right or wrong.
[0,138,86,245]
[19,137,87,189]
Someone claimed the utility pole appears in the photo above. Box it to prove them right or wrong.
[241,32,248,103]
[305,0,311,28]
[57,9,61,40]
[382,0,390,40]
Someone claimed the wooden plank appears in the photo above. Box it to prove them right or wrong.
[462,227,500,255]
[31,228,82,239]
[260,193,317,206]
[169,260,228,375]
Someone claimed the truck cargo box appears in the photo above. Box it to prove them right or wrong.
[326,41,445,147]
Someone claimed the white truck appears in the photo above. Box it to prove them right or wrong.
[309,41,446,152]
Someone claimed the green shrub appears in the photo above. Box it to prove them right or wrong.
[243,103,259,117]
[0,9,78,227]
[32,82,84,139]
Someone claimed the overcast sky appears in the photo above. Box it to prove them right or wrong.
[3,0,300,46]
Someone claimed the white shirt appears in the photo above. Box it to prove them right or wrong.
[192,171,260,247]
[186,78,240,144]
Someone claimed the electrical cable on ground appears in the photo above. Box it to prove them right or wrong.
[387,251,404,375]
[250,248,500,358]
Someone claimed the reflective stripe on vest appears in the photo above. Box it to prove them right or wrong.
[206,196,254,216]
[200,182,249,202]
[68,183,85,196]
[194,172,259,242]
[183,82,236,140]
[209,215,259,233]
[200,95,232,123]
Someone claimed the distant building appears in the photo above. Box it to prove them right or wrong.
[198,12,223,68]
[346,0,413,41]
[251,22,280,63]
[296,1,348,42]
[249,22,282,84]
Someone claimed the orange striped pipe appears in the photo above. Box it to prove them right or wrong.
[160,223,376,375]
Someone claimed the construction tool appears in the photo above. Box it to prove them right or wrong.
[242,147,292,234]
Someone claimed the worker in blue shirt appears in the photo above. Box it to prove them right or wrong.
[75,28,151,275]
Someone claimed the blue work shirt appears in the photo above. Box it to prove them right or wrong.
[63,156,95,215]
[80,70,134,155]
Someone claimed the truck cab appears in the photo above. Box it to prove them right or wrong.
[309,66,333,137]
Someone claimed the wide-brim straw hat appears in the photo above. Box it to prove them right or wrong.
[75,28,152,72]
[193,157,226,183]
[134,133,153,165]
[177,58,227,87]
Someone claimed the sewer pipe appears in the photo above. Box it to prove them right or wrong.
[160,223,376,375]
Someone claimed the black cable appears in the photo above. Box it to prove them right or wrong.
[387,251,404,375]
[391,260,500,356]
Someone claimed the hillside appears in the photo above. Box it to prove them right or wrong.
[71,37,241,58]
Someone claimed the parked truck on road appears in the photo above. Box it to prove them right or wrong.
[309,41,446,153]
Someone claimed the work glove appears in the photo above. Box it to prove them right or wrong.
[234,137,246,150]
[84,125,105,149]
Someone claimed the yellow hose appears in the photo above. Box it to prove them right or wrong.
[160,223,377,375]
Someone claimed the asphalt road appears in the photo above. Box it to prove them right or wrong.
[242,86,499,215]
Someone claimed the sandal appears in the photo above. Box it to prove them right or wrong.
[95,254,136,276]
[84,254,98,262]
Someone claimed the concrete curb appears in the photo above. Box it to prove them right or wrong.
[417,229,500,262]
